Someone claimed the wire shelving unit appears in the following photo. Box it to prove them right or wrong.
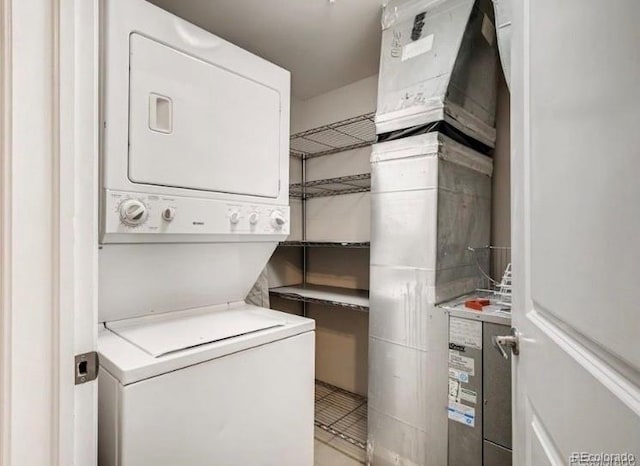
[314,380,367,452]
[290,173,371,200]
[279,241,370,248]
[289,113,376,159]
[272,113,374,454]
[269,284,369,313]
[468,245,512,309]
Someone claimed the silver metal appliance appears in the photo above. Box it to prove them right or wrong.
[368,132,493,466]
[376,0,498,147]
[440,296,512,466]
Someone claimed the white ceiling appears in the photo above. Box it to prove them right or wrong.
[147,0,384,100]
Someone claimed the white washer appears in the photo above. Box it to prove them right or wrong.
[98,304,314,466]
[97,1,314,465]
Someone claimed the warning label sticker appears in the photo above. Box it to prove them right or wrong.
[449,368,469,384]
[460,388,478,405]
[450,317,482,350]
[448,378,460,403]
[448,402,476,427]
[449,350,475,376]
[448,378,478,405]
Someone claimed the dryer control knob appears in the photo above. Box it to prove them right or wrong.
[119,199,148,226]
[249,212,259,225]
[229,210,241,225]
[271,211,286,229]
[162,207,176,222]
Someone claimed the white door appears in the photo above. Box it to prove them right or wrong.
[127,33,281,198]
[0,0,99,465]
[511,0,640,464]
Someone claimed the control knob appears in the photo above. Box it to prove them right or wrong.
[271,211,286,229]
[162,207,176,222]
[249,212,259,225]
[119,199,148,226]
[229,210,241,225]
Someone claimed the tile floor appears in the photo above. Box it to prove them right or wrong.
[315,439,364,466]
[314,381,367,465]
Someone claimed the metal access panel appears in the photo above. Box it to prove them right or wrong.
[447,315,512,465]
[483,440,512,466]
[483,322,513,450]
[448,316,483,466]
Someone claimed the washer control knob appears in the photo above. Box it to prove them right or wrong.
[119,199,148,226]
[249,212,259,225]
[271,211,286,229]
[229,210,241,225]
[162,207,176,222]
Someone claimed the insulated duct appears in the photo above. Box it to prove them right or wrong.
[368,132,493,466]
[376,0,498,148]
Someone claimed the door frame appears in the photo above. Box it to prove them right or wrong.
[0,0,99,465]
[510,0,528,460]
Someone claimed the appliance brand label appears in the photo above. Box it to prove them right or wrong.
[449,343,466,352]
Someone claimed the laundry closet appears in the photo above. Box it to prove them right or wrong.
[8,0,640,464]
[92,0,512,465]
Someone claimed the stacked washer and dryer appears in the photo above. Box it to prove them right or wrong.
[97,1,315,465]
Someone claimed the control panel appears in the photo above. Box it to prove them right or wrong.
[102,189,290,240]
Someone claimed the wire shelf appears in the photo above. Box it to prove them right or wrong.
[290,113,376,159]
[468,245,512,309]
[315,380,367,450]
[290,173,371,199]
[279,241,370,248]
[269,284,369,312]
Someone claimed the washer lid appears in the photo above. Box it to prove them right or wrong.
[98,304,315,385]
[106,305,285,357]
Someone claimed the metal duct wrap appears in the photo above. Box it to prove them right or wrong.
[368,132,492,465]
[376,0,498,147]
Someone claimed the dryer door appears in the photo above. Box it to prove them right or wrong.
[127,33,281,198]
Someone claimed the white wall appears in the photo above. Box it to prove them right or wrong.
[299,75,376,246]
[291,74,378,134]
[308,304,369,396]
[492,71,511,249]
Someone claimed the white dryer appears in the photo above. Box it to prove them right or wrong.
[97,1,314,465]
